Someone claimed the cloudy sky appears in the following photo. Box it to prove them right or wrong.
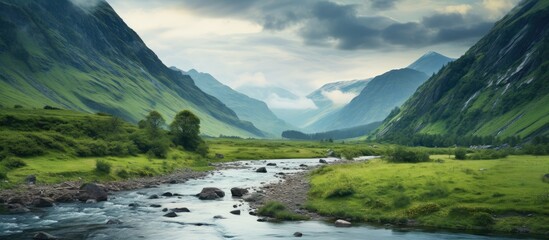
[107,0,519,109]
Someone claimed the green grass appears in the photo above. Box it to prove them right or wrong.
[257,201,309,221]
[307,155,549,234]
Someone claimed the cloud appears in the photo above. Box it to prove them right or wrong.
[233,72,269,88]
[442,4,473,14]
[369,0,401,10]
[321,90,358,106]
[265,93,317,110]
[482,0,519,19]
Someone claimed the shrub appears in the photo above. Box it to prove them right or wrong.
[393,194,411,208]
[2,157,26,169]
[326,184,355,198]
[468,149,508,160]
[0,171,7,180]
[0,134,45,157]
[196,141,209,157]
[95,159,111,174]
[455,148,467,160]
[116,169,129,179]
[387,146,429,163]
[472,212,495,226]
[406,203,441,218]
[257,201,308,221]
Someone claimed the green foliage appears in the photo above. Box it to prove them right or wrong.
[196,141,209,158]
[170,110,202,151]
[392,194,411,208]
[2,157,26,169]
[406,203,441,218]
[455,148,467,160]
[116,169,129,179]
[326,184,355,198]
[472,212,495,226]
[257,201,308,221]
[387,146,429,163]
[0,171,6,180]
[468,149,508,160]
[95,159,111,174]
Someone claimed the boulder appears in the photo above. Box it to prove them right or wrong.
[230,209,241,215]
[197,187,225,200]
[249,211,257,216]
[78,183,108,202]
[319,159,328,164]
[243,192,265,202]
[25,175,36,185]
[128,203,139,207]
[106,219,123,225]
[161,192,173,197]
[299,164,308,167]
[256,167,267,173]
[230,187,249,197]
[335,219,351,227]
[148,194,159,199]
[266,163,277,166]
[172,207,190,212]
[213,215,225,219]
[150,204,162,208]
[163,211,178,218]
[33,232,59,240]
[85,199,97,204]
[33,197,54,208]
[162,208,168,212]
[7,203,30,213]
[293,232,303,237]
[54,193,74,203]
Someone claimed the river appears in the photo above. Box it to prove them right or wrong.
[0,158,522,239]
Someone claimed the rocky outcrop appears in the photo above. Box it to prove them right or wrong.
[197,187,225,200]
[256,167,267,173]
[33,197,54,208]
[163,211,178,217]
[78,183,108,202]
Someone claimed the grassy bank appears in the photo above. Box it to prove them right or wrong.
[307,155,549,235]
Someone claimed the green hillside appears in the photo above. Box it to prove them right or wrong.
[177,68,294,137]
[0,0,263,138]
[378,0,549,141]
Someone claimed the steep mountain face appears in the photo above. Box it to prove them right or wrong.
[0,0,263,137]
[310,69,428,131]
[174,68,294,137]
[408,51,454,75]
[378,0,549,140]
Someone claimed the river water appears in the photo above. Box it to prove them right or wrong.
[0,158,521,239]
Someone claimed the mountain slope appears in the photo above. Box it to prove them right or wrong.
[378,0,549,140]
[174,68,294,137]
[408,51,454,75]
[310,69,428,131]
[0,0,263,137]
[307,79,371,109]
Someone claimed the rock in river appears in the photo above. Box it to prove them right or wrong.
[230,209,241,215]
[78,183,108,202]
[197,187,225,200]
[32,197,54,208]
[335,219,351,227]
[319,159,328,164]
[164,211,178,218]
[33,231,59,240]
[294,232,303,237]
[230,187,249,197]
[256,167,267,173]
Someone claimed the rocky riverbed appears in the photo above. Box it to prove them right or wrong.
[0,169,207,212]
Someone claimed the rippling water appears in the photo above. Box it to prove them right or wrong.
[0,158,521,239]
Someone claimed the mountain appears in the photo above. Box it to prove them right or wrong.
[173,68,294,137]
[378,0,549,140]
[0,0,263,138]
[309,69,428,131]
[408,51,454,75]
[307,79,371,109]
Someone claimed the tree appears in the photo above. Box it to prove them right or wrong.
[170,110,201,151]
[455,148,467,160]
[144,111,165,137]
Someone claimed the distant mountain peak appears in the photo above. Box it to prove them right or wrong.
[407,51,454,75]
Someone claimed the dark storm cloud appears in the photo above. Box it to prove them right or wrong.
[109,0,502,50]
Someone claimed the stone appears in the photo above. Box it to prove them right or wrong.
[161,192,173,197]
[197,187,225,200]
[78,183,108,202]
[213,215,225,219]
[299,164,308,167]
[148,194,159,199]
[257,218,268,222]
[230,209,241,215]
[172,207,190,212]
[7,203,30,213]
[215,153,225,159]
[249,211,257,216]
[33,197,54,208]
[163,211,178,218]
[33,231,59,240]
[150,204,162,208]
[243,192,265,202]
[335,219,351,227]
[266,163,277,166]
[85,199,97,204]
[25,175,36,185]
[106,219,123,225]
[256,167,267,173]
[128,203,139,207]
[230,187,249,197]
[293,232,303,237]
[319,159,328,164]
